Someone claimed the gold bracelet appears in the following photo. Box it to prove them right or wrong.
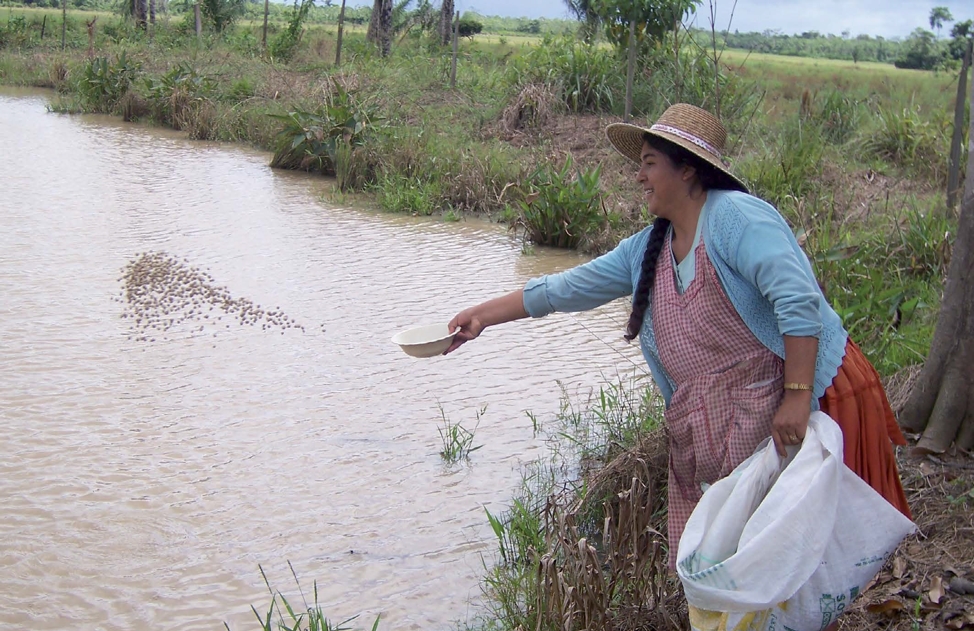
[783,382,814,391]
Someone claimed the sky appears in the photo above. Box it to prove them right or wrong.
[341,0,971,40]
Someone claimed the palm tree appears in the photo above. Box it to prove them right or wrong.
[929,6,953,39]
[367,0,382,41]
[563,0,600,40]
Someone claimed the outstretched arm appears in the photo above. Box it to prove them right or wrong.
[444,290,528,354]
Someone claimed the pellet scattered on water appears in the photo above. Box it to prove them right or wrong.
[118,251,303,341]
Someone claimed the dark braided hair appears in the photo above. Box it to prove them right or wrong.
[623,133,745,341]
[625,215,671,340]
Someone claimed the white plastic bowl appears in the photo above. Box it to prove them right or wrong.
[391,323,457,358]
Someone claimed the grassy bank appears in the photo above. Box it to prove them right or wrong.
[2,9,968,630]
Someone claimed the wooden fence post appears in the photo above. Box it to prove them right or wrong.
[624,17,636,122]
[335,0,346,65]
[194,0,201,38]
[61,0,66,51]
[86,16,97,58]
[450,10,459,88]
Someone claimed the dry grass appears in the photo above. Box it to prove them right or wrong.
[839,446,974,631]
[536,427,689,631]
[537,407,973,631]
[883,365,924,419]
[501,82,557,135]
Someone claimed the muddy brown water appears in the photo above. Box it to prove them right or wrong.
[0,87,646,631]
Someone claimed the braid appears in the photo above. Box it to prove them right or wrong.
[625,217,671,341]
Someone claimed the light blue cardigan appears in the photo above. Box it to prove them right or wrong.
[522,190,849,407]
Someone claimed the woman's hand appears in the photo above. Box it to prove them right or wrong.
[773,335,818,457]
[771,392,811,457]
[445,308,486,354]
[442,290,529,355]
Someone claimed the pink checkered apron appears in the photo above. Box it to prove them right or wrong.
[653,237,784,568]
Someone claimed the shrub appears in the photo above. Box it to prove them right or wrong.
[508,35,618,113]
[511,155,609,249]
[0,15,33,50]
[144,62,216,136]
[860,105,948,181]
[269,86,381,184]
[268,0,314,63]
[76,51,142,113]
[810,90,862,144]
[736,118,825,209]
[373,172,442,215]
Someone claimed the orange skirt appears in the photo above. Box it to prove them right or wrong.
[819,339,912,519]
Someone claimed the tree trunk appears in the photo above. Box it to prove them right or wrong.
[366,0,381,42]
[60,0,66,51]
[947,39,972,210]
[262,0,269,49]
[379,0,392,57]
[899,70,974,453]
[194,0,201,37]
[439,0,453,46]
[149,0,155,25]
[134,0,147,30]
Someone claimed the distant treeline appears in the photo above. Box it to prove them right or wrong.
[714,30,908,64]
[8,0,969,70]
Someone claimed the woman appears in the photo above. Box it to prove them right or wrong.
[445,103,910,571]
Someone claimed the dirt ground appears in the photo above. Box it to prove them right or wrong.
[838,442,974,631]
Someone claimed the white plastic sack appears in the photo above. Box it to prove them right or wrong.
[676,412,916,631]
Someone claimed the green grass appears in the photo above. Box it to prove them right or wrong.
[240,563,380,631]
[720,46,956,123]
[436,404,484,464]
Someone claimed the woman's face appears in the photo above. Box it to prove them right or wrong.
[636,140,694,219]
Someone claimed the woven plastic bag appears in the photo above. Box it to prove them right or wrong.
[676,412,916,631]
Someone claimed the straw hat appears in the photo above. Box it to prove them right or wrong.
[605,103,748,193]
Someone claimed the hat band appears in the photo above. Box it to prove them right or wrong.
[650,124,722,159]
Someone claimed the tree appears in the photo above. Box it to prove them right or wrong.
[948,19,974,61]
[379,0,392,56]
[900,72,974,453]
[563,0,601,39]
[929,6,953,38]
[894,28,941,70]
[457,16,482,38]
[131,0,147,29]
[366,0,381,41]
[200,0,245,31]
[439,0,453,45]
[365,0,394,54]
[588,0,700,54]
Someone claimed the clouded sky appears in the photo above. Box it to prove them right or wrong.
[343,0,970,39]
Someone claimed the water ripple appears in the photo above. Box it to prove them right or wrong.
[0,88,646,631]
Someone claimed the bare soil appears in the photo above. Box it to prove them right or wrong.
[840,443,974,631]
